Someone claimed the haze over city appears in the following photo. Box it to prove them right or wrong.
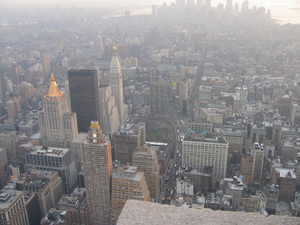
[0,0,300,224]
[1,0,300,24]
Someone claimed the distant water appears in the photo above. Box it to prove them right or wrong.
[132,0,300,25]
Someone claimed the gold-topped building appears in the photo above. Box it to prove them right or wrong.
[39,74,78,148]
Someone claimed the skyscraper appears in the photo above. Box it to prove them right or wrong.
[41,52,51,77]
[82,121,112,225]
[39,74,78,148]
[68,69,100,132]
[150,79,168,115]
[113,122,146,163]
[110,47,128,125]
[98,84,119,137]
[251,143,264,184]
[6,96,21,120]
[132,144,160,200]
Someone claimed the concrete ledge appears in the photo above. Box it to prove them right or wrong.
[117,200,300,225]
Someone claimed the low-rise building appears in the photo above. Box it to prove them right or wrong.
[111,166,150,224]
[18,118,39,137]
[176,177,194,196]
[25,146,78,194]
[241,190,267,212]
[263,184,279,214]
[57,188,89,225]
[204,192,221,210]
[0,188,29,225]
[178,168,212,194]
[18,170,63,217]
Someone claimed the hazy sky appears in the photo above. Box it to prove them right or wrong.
[1,0,299,7]
[1,0,299,24]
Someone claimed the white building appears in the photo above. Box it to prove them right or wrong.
[98,84,119,136]
[39,74,78,148]
[176,178,194,196]
[182,134,228,181]
[110,47,128,125]
[235,86,248,105]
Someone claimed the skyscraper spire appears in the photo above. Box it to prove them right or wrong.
[47,74,62,97]
[109,46,128,125]
[110,46,122,74]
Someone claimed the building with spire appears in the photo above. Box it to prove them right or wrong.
[82,121,112,225]
[39,74,78,148]
[110,46,128,125]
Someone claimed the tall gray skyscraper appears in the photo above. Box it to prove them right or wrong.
[110,47,128,125]
[82,121,112,225]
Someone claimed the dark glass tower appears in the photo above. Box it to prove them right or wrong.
[68,69,100,132]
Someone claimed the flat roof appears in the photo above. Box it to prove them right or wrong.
[274,168,296,179]
[0,189,23,210]
[28,146,69,156]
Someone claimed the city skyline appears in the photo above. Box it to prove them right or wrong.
[0,0,300,24]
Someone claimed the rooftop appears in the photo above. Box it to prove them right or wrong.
[184,134,228,144]
[113,166,144,181]
[274,168,297,179]
[0,188,23,210]
[58,188,86,207]
[117,200,300,225]
[28,146,69,157]
[115,123,145,136]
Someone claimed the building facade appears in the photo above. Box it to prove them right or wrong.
[20,170,63,217]
[39,74,78,148]
[0,188,29,225]
[111,166,150,224]
[132,144,160,200]
[113,122,146,163]
[68,69,101,133]
[82,121,112,225]
[182,134,228,181]
[150,79,168,115]
[110,47,128,125]
[25,146,78,194]
[251,143,264,184]
[98,84,119,137]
